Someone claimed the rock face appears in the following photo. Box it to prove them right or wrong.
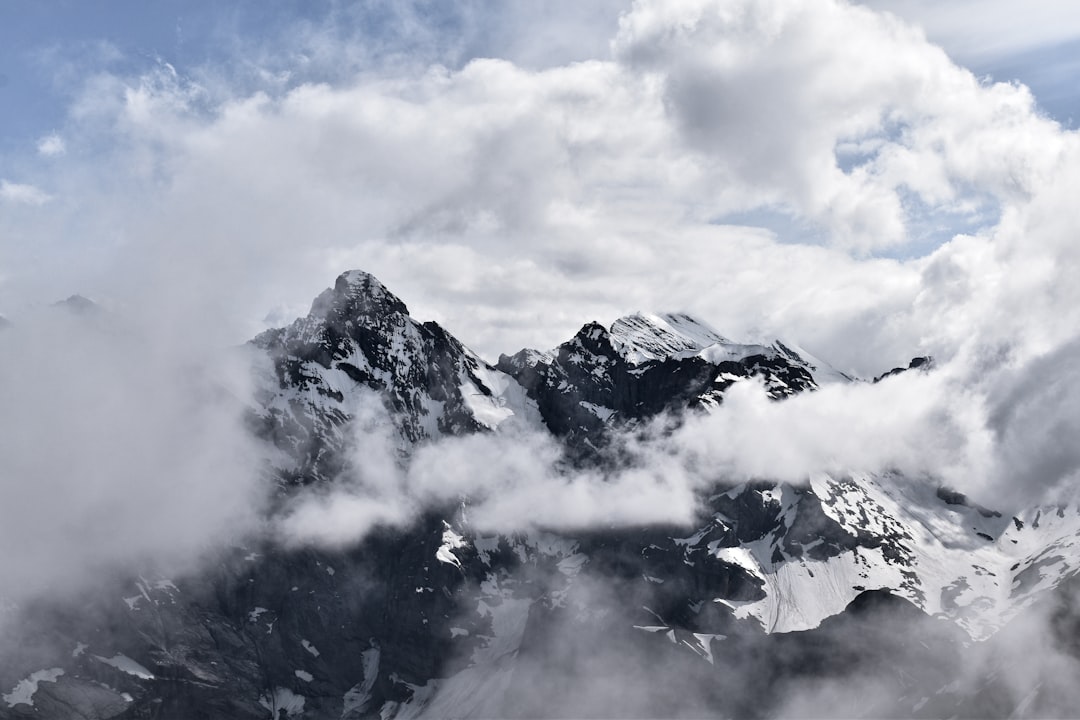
[496,312,833,450]
[249,270,538,483]
[2,271,1080,720]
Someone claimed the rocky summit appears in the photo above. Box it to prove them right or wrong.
[2,271,1079,719]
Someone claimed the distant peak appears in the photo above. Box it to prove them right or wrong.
[309,270,409,321]
[608,312,729,365]
[873,355,935,383]
[54,294,98,314]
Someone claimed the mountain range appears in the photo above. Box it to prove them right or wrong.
[2,270,1079,719]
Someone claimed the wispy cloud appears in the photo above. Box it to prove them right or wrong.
[36,133,66,157]
[0,179,50,206]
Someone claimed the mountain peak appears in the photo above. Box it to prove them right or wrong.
[309,270,409,321]
[54,294,98,314]
[608,311,730,365]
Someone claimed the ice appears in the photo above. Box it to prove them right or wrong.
[93,654,154,680]
[259,687,306,718]
[436,521,468,568]
[3,668,64,708]
[343,647,381,718]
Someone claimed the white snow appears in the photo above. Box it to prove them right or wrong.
[579,401,615,421]
[259,687,306,718]
[709,472,1080,640]
[556,553,588,576]
[3,668,64,708]
[689,633,725,665]
[301,639,320,657]
[609,312,730,365]
[93,654,154,680]
[248,607,269,623]
[633,625,677,643]
[295,669,313,682]
[459,363,543,432]
[436,521,468,568]
[342,647,381,718]
[71,642,88,658]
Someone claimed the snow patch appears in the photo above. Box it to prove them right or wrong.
[609,312,730,365]
[259,687,306,718]
[93,654,154,680]
[3,668,64,708]
[436,521,468,568]
[342,647,381,718]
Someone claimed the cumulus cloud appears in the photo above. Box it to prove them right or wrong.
[613,0,1065,251]
[2,0,1070,385]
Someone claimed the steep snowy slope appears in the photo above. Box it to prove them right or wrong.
[249,270,540,483]
[496,311,837,445]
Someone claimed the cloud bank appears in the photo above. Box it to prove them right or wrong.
[0,307,265,607]
[0,0,1073,379]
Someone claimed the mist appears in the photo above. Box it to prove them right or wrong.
[0,303,267,610]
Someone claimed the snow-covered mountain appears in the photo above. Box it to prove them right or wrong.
[248,270,539,484]
[2,270,1079,719]
[497,310,846,447]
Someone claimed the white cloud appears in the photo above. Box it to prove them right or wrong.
[0,0,1079,532]
[279,364,996,548]
[0,180,51,206]
[613,0,1064,251]
[36,133,66,157]
[862,0,1080,62]
[0,310,265,604]
[0,0,1059,371]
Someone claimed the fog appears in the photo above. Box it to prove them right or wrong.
[0,304,266,609]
